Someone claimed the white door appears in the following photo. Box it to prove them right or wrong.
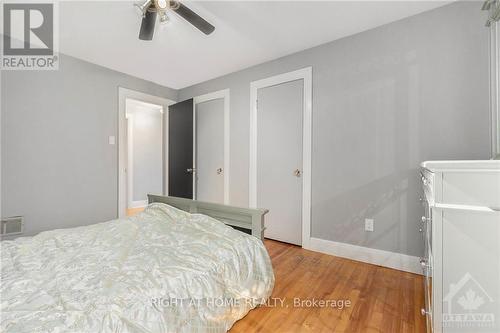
[196,98,225,203]
[257,79,303,245]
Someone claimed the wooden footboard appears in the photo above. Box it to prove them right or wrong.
[147,195,269,240]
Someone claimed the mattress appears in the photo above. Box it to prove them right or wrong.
[1,203,275,333]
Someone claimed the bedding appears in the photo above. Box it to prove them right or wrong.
[1,203,275,333]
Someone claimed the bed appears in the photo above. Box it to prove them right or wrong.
[1,197,275,333]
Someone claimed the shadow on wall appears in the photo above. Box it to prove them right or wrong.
[311,49,425,257]
[313,169,423,256]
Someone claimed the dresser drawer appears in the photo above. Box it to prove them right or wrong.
[442,171,500,208]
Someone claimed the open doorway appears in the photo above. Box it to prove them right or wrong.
[118,87,175,218]
[126,99,163,215]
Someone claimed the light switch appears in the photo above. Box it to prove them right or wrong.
[109,136,116,145]
[365,219,374,232]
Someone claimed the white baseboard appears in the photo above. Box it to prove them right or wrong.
[307,237,422,275]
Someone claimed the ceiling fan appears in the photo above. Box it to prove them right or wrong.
[135,0,215,40]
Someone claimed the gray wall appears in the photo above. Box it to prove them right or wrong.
[1,54,177,237]
[178,2,491,257]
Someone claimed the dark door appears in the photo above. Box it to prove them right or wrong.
[168,99,194,198]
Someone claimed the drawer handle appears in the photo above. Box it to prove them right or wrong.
[421,216,431,223]
[420,172,431,186]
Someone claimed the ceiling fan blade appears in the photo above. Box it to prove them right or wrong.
[173,3,215,35]
[139,10,157,40]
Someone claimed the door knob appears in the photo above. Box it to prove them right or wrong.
[293,169,302,177]
[186,168,196,174]
[216,168,223,175]
[421,308,429,316]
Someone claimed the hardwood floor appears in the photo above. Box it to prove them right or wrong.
[127,206,424,331]
[231,240,425,333]
[126,207,145,216]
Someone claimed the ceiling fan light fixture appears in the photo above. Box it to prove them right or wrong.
[135,0,152,16]
[170,0,181,10]
[154,0,169,11]
[159,12,169,24]
[137,0,215,40]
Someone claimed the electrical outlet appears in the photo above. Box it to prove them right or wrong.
[365,218,374,232]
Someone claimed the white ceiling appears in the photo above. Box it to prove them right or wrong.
[60,1,451,89]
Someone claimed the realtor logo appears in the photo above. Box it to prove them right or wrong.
[443,273,495,329]
[1,2,59,69]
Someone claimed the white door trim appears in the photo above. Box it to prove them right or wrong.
[193,89,231,204]
[489,20,500,157]
[118,87,175,218]
[249,67,312,248]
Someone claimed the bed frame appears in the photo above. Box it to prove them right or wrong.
[147,195,269,240]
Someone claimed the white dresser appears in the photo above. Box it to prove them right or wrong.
[420,160,500,333]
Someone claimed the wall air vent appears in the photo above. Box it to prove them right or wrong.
[1,216,24,236]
